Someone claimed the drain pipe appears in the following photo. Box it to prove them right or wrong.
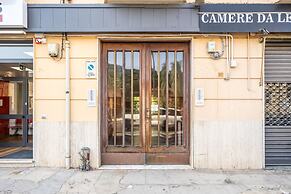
[65,39,71,169]
[259,37,266,87]
[247,33,251,91]
[225,36,230,80]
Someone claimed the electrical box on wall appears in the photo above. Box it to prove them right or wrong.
[208,41,216,53]
[230,60,237,68]
[48,43,59,57]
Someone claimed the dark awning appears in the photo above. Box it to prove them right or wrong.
[27,4,199,33]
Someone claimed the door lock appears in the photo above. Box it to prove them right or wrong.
[146,108,151,119]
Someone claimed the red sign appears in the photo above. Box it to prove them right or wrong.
[35,38,43,44]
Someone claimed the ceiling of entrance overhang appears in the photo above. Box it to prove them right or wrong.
[0,63,33,78]
[0,44,33,64]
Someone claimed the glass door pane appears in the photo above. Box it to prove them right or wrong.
[0,80,24,147]
[0,67,33,158]
[0,118,23,147]
[28,79,33,144]
[151,51,184,147]
[107,50,141,148]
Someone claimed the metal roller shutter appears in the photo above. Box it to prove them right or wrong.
[265,39,291,167]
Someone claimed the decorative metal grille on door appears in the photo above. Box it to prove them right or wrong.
[265,83,291,126]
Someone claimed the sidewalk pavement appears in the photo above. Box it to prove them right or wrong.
[0,167,291,194]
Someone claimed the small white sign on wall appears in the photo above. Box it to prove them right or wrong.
[86,61,96,78]
[195,88,205,106]
[87,89,96,107]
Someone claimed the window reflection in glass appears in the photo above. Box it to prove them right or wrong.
[168,52,175,146]
[107,51,115,146]
[176,52,184,146]
[115,51,123,146]
[133,51,140,146]
[151,52,159,146]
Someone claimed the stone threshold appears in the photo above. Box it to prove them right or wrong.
[0,159,34,167]
[99,165,193,170]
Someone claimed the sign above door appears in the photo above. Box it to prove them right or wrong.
[200,4,291,32]
[0,0,27,29]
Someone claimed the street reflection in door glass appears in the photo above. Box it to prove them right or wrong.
[151,51,184,147]
[107,50,141,147]
[124,51,140,146]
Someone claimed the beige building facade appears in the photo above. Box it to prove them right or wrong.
[31,34,265,169]
[0,0,290,169]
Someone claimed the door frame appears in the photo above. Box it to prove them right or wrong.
[99,40,192,166]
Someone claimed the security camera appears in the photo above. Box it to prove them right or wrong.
[258,28,270,35]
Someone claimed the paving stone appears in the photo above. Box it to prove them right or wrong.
[2,179,38,193]
[119,170,146,185]
[169,184,247,194]
[29,169,75,194]
[0,168,291,194]
[96,170,128,185]
[0,179,16,191]
[59,170,102,193]
[117,185,169,194]
[0,168,19,177]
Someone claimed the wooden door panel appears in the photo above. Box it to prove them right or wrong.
[145,44,190,161]
[102,153,145,165]
[146,153,189,165]
[101,43,146,164]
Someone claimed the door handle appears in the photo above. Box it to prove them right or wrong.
[146,108,151,119]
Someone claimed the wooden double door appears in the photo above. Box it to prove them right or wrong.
[101,43,190,165]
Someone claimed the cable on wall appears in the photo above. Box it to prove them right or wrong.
[51,33,66,61]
